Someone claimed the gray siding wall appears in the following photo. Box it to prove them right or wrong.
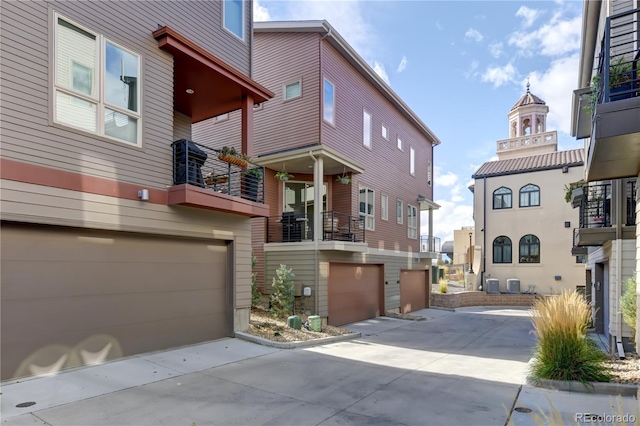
[320,41,435,253]
[173,112,192,141]
[1,0,251,189]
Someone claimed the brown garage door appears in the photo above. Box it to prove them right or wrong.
[328,262,383,326]
[1,224,229,380]
[400,270,429,314]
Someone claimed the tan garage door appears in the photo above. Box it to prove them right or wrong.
[328,262,383,326]
[400,270,429,314]
[1,224,229,380]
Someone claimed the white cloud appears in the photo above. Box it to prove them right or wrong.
[396,56,407,73]
[481,63,517,87]
[508,14,580,57]
[253,0,271,22]
[428,200,474,243]
[527,53,580,135]
[488,42,503,59]
[437,170,459,187]
[515,6,541,28]
[465,27,484,43]
[464,60,479,79]
[372,61,390,84]
[435,21,443,31]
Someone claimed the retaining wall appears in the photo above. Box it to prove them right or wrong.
[430,291,541,309]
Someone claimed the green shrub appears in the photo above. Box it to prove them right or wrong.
[620,274,637,336]
[251,251,260,308]
[438,279,448,293]
[270,264,295,318]
[530,291,611,384]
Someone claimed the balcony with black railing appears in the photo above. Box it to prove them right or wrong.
[167,139,269,217]
[265,211,365,244]
[580,8,640,181]
[420,235,441,253]
[574,179,637,246]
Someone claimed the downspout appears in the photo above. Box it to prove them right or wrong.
[481,176,487,291]
[615,179,625,358]
[309,151,319,316]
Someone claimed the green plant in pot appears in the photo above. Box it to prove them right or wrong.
[584,56,634,113]
[243,167,262,202]
[275,171,294,181]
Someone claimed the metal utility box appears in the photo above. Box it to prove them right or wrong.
[506,279,520,293]
[485,278,500,294]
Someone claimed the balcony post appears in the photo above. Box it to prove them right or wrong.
[241,94,254,157]
[313,156,323,241]
[428,206,434,252]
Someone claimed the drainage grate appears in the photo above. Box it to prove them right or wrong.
[514,407,532,413]
[16,401,36,408]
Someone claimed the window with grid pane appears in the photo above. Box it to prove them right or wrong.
[519,184,540,207]
[519,234,540,263]
[359,186,375,230]
[407,205,417,239]
[493,187,512,209]
[54,15,140,145]
[493,236,512,263]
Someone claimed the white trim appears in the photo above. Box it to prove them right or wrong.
[397,135,403,151]
[396,199,404,224]
[381,123,388,140]
[410,146,415,175]
[53,13,142,147]
[407,204,418,239]
[359,185,375,231]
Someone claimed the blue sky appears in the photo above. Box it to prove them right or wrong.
[254,0,585,243]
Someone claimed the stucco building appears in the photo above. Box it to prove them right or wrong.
[471,85,585,295]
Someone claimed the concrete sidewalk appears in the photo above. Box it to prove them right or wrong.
[1,307,637,426]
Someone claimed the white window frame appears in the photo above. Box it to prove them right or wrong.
[427,160,432,186]
[397,199,404,224]
[53,14,142,146]
[283,79,302,101]
[323,78,335,125]
[363,109,372,149]
[222,0,245,41]
[397,136,403,151]
[410,147,415,175]
[382,124,388,140]
[381,193,389,221]
[359,186,375,231]
[407,205,418,239]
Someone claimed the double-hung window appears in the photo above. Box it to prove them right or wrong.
[223,0,244,40]
[407,205,417,239]
[54,15,141,145]
[359,186,375,230]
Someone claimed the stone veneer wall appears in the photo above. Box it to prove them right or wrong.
[430,291,542,309]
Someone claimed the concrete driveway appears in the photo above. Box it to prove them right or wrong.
[2,307,628,426]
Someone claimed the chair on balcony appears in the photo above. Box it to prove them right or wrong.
[323,216,339,240]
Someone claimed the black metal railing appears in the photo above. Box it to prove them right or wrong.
[420,235,441,252]
[579,182,611,228]
[594,8,640,105]
[322,211,365,242]
[171,139,265,203]
[264,211,365,243]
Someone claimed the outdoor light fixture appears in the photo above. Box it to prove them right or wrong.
[185,88,194,94]
[138,189,149,201]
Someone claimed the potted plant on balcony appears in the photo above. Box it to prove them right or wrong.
[608,56,634,101]
[275,171,294,181]
[336,172,351,185]
[217,146,249,168]
[563,179,585,207]
[204,172,228,186]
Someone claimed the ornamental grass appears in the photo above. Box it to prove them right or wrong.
[529,291,611,384]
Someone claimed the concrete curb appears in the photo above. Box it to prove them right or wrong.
[525,375,639,397]
[525,357,639,397]
[234,331,362,349]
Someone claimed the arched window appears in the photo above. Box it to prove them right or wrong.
[493,187,512,209]
[519,234,540,263]
[493,236,512,263]
[520,184,540,207]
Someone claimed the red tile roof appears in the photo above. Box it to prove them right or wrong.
[472,149,584,178]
